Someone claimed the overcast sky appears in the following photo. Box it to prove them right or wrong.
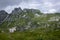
[0,0,60,13]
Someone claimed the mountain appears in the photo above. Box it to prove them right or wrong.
[7,7,22,21]
[0,7,60,40]
[0,7,43,32]
[0,10,8,24]
[12,7,22,15]
[0,7,60,33]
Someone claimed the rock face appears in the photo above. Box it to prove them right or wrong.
[12,7,22,15]
[7,7,22,21]
[0,10,8,23]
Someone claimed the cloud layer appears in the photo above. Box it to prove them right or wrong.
[0,0,60,13]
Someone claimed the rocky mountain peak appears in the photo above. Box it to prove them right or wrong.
[11,7,22,14]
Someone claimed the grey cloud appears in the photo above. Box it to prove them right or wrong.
[0,0,22,10]
[0,0,60,13]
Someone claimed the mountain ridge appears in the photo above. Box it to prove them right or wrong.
[0,7,60,33]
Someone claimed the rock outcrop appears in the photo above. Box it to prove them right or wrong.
[0,10,8,24]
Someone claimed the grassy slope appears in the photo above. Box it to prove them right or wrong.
[0,27,60,40]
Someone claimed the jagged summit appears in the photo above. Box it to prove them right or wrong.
[11,7,22,14]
